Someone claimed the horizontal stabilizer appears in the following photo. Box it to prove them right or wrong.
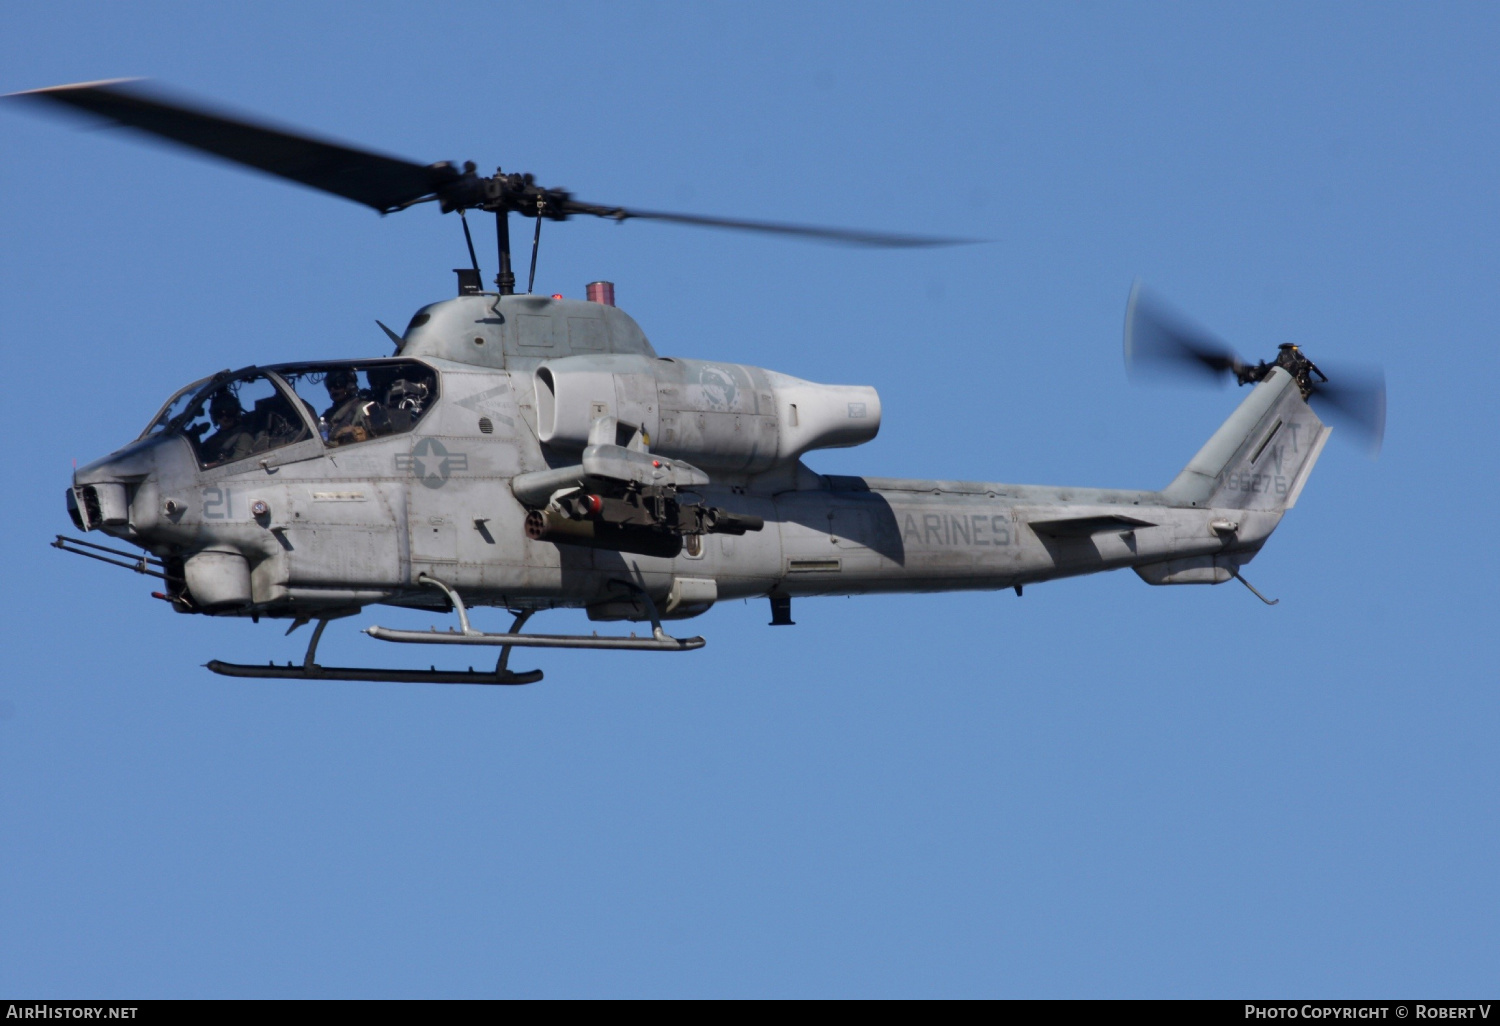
[1029,514,1156,538]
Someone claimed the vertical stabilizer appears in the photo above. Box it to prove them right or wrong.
[1163,367,1331,511]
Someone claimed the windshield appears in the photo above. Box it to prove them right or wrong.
[165,371,315,469]
[277,361,437,447]
[139,375,219,439]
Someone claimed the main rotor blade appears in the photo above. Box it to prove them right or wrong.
[7,79,452,213]
[1123,281,1248,384]
[561,199,976,248]
[1310,366,1386,457]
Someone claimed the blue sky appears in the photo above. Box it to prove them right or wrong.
[1,1,1496,997]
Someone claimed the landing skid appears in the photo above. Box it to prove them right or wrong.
[205,660,544,685]
[364,574,704,653]
[207,614,545,685]
[206,574,704,685]
[364,627,705,651]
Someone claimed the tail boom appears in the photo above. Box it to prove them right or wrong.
[765,368,1331,599]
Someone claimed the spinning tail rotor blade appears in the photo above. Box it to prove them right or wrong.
[1310,366,1386,456]
[7,79,452,213]
[1123,280,1248,384]
[1123,282,1387,458]
[560,199,977,248]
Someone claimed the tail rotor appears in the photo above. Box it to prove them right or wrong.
[1123,281,1386,456]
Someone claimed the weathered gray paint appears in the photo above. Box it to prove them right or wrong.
[70,294,1330,629]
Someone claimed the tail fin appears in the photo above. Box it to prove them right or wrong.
[1163,367,1331,511]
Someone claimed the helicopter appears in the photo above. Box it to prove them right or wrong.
[12,80,1385,686]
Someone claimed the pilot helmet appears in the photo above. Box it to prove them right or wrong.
[325,368,359,395]
[208,389,242,420]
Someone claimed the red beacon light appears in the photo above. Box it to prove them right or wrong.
[551,293,563,300]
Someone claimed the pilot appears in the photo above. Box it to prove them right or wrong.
[322,367,391,446]
[200,390,262,465]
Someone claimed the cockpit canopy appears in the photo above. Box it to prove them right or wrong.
[144,360,438,470]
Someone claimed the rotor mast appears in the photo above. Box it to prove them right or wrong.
[441,165,573,296]
[495,209,515,295]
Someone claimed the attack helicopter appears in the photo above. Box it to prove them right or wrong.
[13,80,1385,686]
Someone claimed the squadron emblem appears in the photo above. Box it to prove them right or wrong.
[697,365,739,410]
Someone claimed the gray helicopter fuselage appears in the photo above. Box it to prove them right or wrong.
[70,292,1329,624]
